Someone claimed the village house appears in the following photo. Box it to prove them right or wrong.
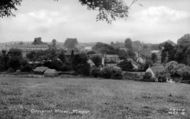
[102,54,120,66]
[0,38,66,57]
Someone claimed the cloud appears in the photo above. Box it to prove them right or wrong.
[110,6,190,43]
[14,10,68,32]
[0,2,190,44]
[134,6,190,23]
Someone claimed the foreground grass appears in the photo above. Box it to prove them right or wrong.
[0,76,190,119]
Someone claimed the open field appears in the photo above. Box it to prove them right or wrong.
[0,76,190,119]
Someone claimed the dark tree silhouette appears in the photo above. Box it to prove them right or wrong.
[64,38,78,50]
[79,0,129,23]
[0,0,22,17]
[176,34,190,65]
[92,42,118,54]
[91,55,102,67]
[0,0,137,22]
[125,38,133,50]
[151,53,158,64]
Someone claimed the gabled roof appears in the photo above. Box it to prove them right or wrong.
[150,65,165,74]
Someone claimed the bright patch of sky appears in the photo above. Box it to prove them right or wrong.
[0,0,190,43]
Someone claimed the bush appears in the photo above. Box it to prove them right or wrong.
[75,63,91,76]
[142,72,155,82]
[156,71,170,82]
[165,61,178,75]
[8,48,22,57]
[117,60,134,71]
[151,53,158,63]
[0,50,9,71]
[61,63,73,71]
[43,59,63,71]
[100,66,122,79]
[90,66,100,77]
[7,49,24,71]
[20,64,33,72]
[7,68,15,73]
[165,61,190,81]
[72,53,90,76]
[7,57,21,70]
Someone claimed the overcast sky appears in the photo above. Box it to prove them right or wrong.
[0,0,190,43]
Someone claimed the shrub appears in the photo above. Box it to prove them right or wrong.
[8,48,22,57]
[156,71,170,82]
[7,67,15,73]
[176,65,190,81]
[75,63,91,76]
[151,53,158,63]
[58,51,66,63]
[7,49,24,71]
[100,66,122,79]
[90,66,100,77]
[165,61,178,75]
[7,57,21,71]
[20,64,33,72]
[142,72,155,82]
[72,53,90,76]
[165,61,190,81]
[43,59,63,71]
[117,60,134,71]
[26,51,37,61]
[61,63,73,71]
[0,50,9,71]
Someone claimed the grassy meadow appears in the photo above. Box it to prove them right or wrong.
[0,76,190,119]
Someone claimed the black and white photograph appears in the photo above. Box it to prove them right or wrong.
[0,0,190,118]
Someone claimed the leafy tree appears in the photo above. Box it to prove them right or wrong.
[0,0,134,22]
[177,34,190,48]
[0,0,22,18]
[91,55,102,67]
[175,34,190,65]
[127,49,136,59]
[185,47,190,65]
[64,38,78,50]
[7,57,21,71]
[43,59,64,71]
[100,66,122,79]
[125,38,133,50]
[132,41,143,53]
[92,42,118,54]
[26,50,58,62]
[117,60,134,71]
[58,50,66,63]
[79,0,129,23]
[32,37,44,45]
[50,39,57,50]
[118,49,128,60]
[160,41,176,63]
[124,38,136,59]
[7,49,23,71]
[161,51,168,64]
[90,66,101,77]
[0,50,9,71]
[151,53,158,64]
[72,53,90,75]
[8,48,22,58]
[26,51,36,61]
[20,61,33,72]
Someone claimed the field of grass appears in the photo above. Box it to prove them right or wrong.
[0,75,190,119]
